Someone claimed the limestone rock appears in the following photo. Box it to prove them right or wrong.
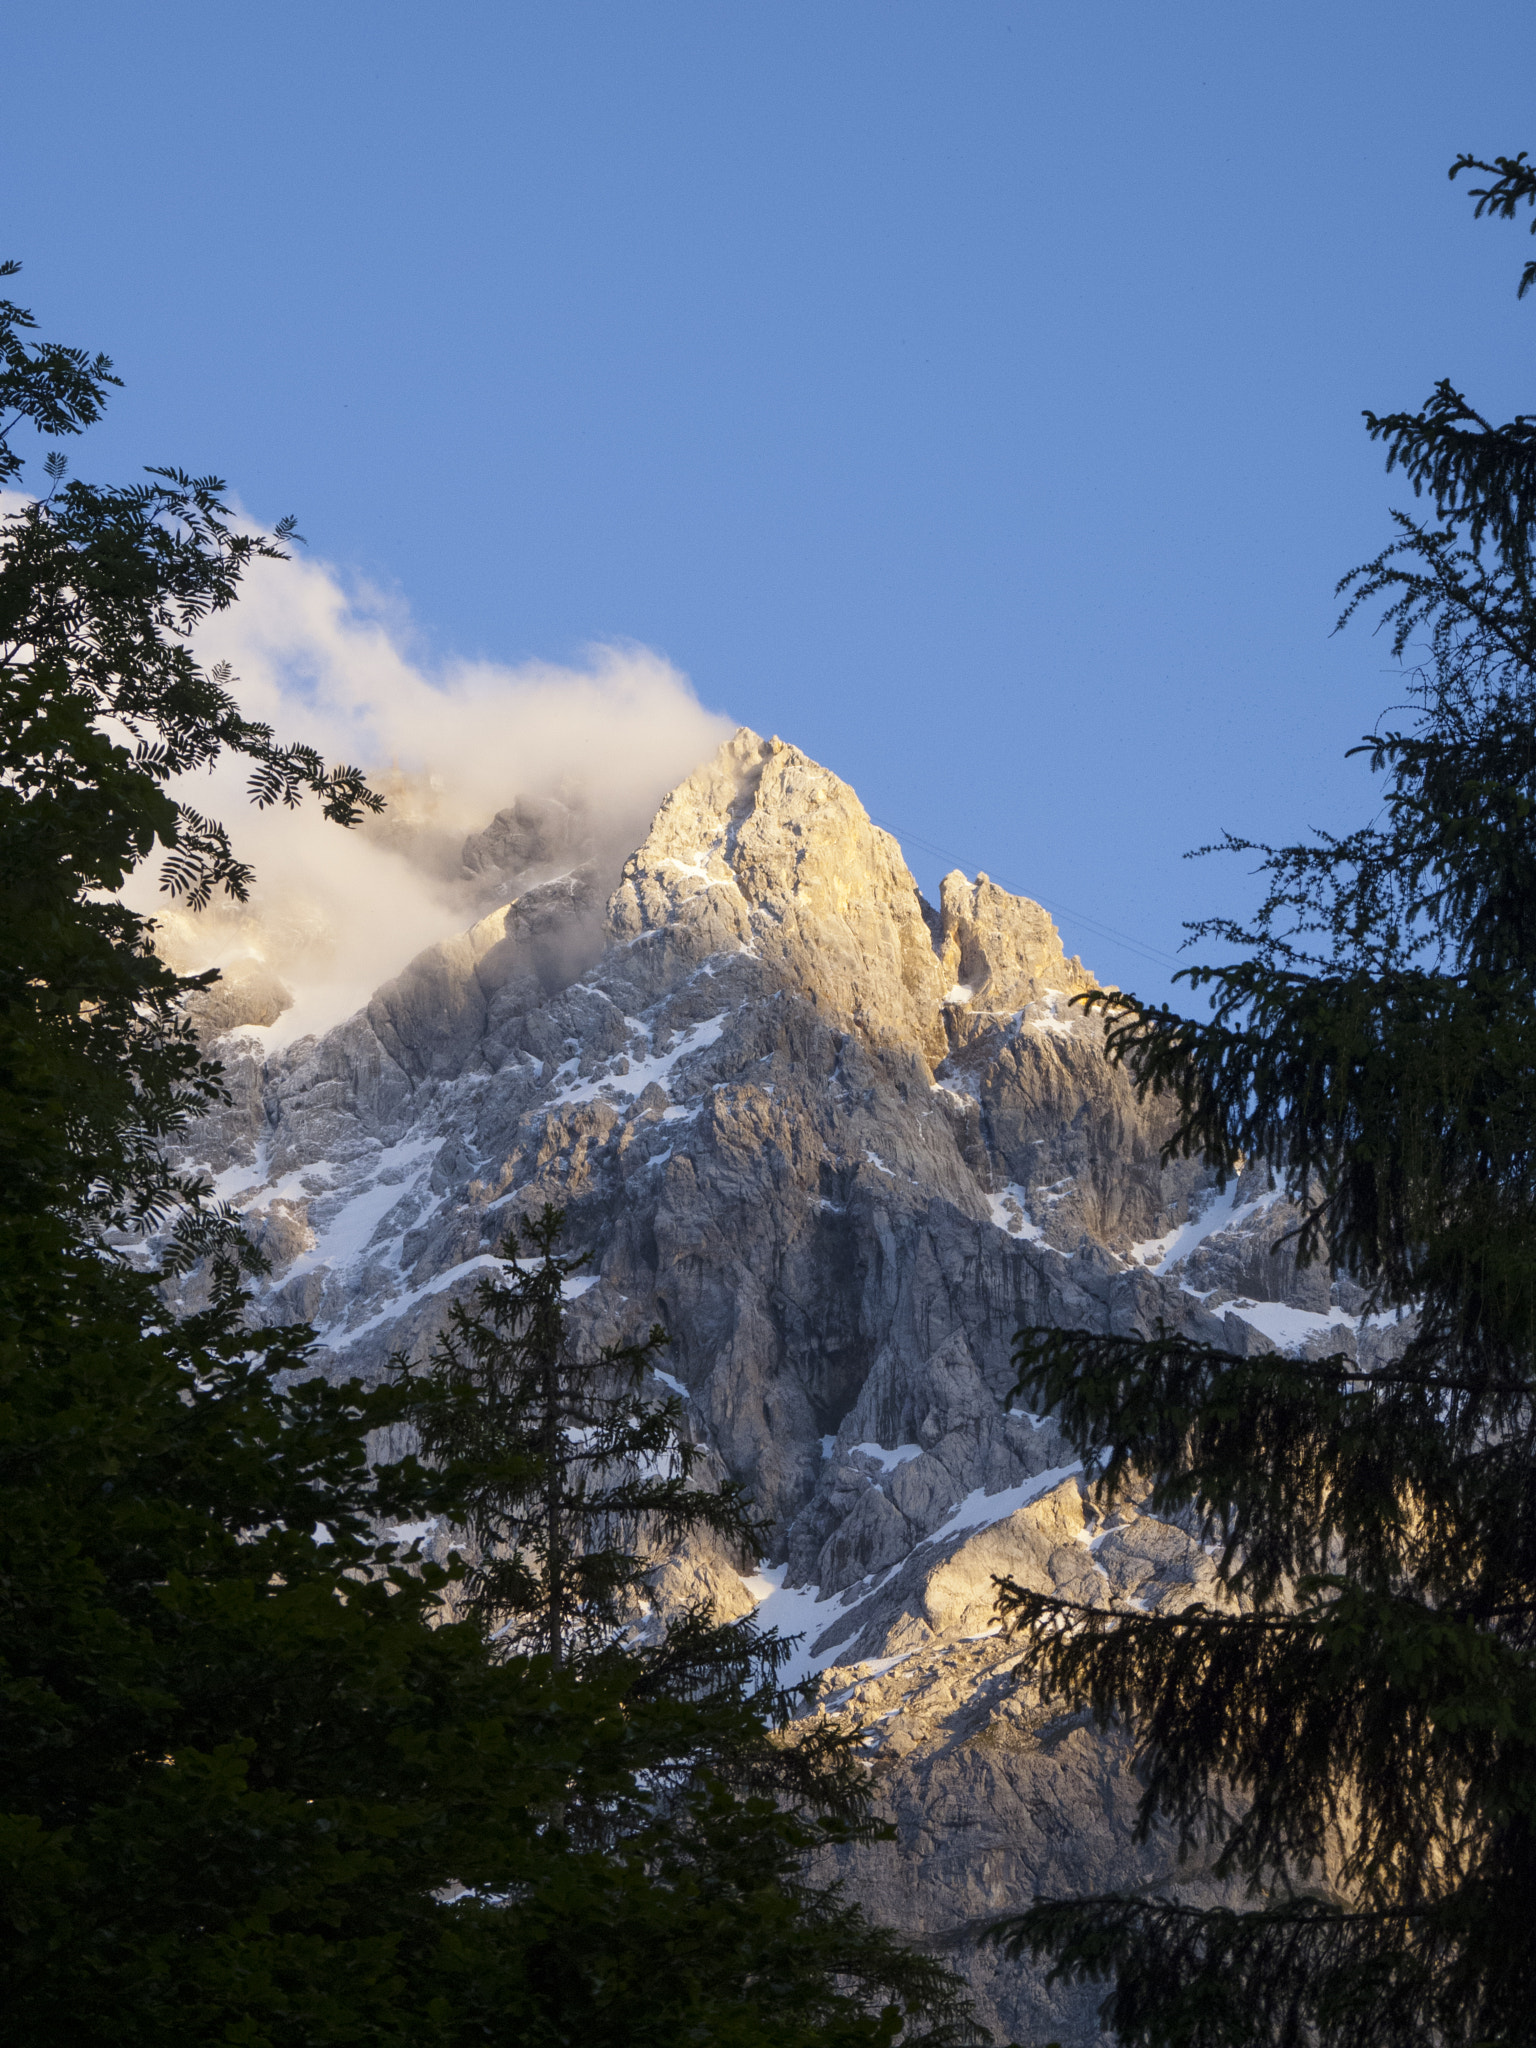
[936,868,1094,1025]
[183,956,293,1041]
[790,1477,1240,2045]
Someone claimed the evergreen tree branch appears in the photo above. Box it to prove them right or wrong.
[1452,149,1536,296]
[992,1578,1535,1903]
[990,1891,1517,2048]
[1013,1324,1536,1610]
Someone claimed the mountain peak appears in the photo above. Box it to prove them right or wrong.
[610,727,1095,1066]
[611,727,946,1057]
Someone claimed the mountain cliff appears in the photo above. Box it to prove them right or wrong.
[176,729,1399,2044]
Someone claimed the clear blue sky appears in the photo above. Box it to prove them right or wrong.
[6,3,1534,1000]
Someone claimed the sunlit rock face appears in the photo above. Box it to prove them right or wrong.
[174,728,1376,2044]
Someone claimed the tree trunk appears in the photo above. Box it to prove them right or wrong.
[543,1337,563,1671]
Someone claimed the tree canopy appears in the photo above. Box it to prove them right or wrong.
[0,257,379,1249]
[987,152,1536,2048]
[0,267,979,2047]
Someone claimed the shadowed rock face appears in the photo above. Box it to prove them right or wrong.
[172,728,1361,2043]
[182,957,294,1043]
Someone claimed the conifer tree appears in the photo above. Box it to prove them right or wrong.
[408,1203,764,1669]
[398,1208,981,2003]
[987,156,1536,2048]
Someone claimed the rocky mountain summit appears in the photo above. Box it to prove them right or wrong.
[176,729,1396,2044]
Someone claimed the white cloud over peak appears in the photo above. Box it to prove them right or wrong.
[124,548,734,1045]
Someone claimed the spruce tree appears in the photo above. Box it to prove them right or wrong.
[988,155,1536,2048]
[401,1208,987,2043]
[407,1202,764,1669]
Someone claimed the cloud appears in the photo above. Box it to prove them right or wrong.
[125,549,734,1046]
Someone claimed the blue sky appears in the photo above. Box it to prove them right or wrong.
[7,3,1535,1001]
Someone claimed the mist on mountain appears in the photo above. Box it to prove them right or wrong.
[128,548,733,1045]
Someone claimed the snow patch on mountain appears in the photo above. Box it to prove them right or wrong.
[548,1010,728,1108]
[985,1183,1043,1241]
[1130,1179,1267,1273]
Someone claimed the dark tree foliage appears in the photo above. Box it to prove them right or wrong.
[986,162,1536,2047]
[0,262,549,2042]
[0,267,980,2045]
[0,258,380,1250]
[408,1204,766,1669]
[401,1207,984,2039]
[1363,153,1536,566]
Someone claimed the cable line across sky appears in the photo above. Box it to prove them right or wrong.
[868,812,1188,981]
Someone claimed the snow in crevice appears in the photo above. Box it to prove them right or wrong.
[917,1463,1084,1548]
[1221,1299,1358,1352]
[657,855,743,896]
[286,1136,445,1280]
[930,1069,982,1105]
[1129,1179,1273,1275]
[743,1549,918,1690]
[547,1011,729,1110]
[321,1251,504,1346]
[743,1458,1086,1692]
[1022,989,1079,1038]
[323,1252,599,1350]
[211,1146,338,1209]
[849,1441,923,1471]
[985,1182,1043,1241]
[818,1652,914,1708]
[739,1568,841,1690]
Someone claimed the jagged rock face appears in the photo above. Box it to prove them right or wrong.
[182,730,1210,1529]
[608,729,954,1063]
[175,728,1373,2044]
[796,1477,1240,2046]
